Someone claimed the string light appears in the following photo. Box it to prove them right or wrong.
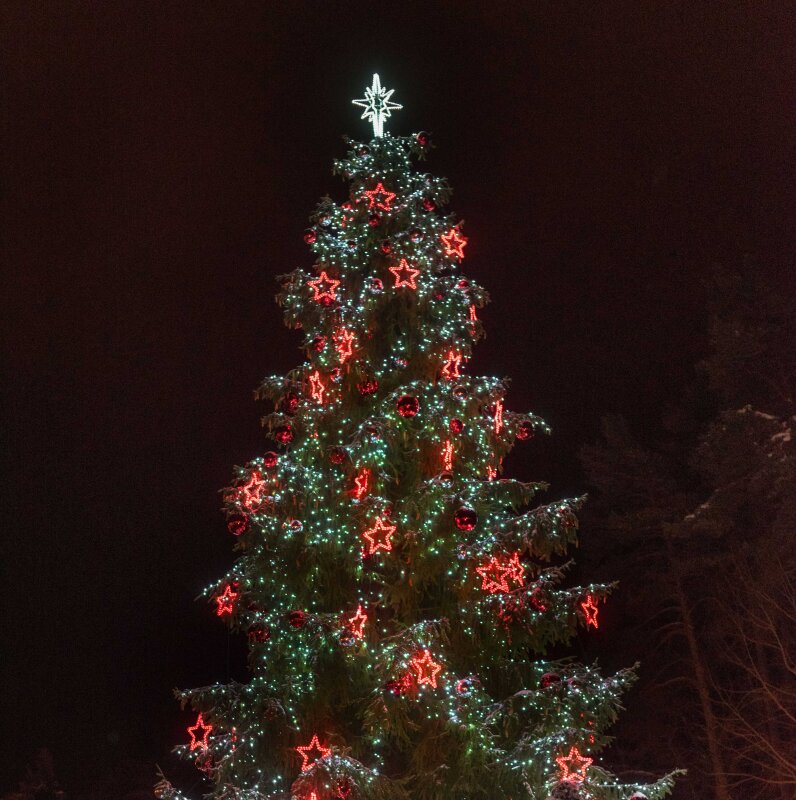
[555,746,593,782]
[352,74,402,138]
[352,467,370,499]
[442,440,454,471]
[309,370,326,404]
[307,271,340,304]
[295,734,331,771]
[389,258,420,289]
[361,182,397,212]
[441,227,467,258]
[410,649,443,688]
[347,605,368,639]
[187,713,213,752]
[362,516,396,555]
[494,398,504,434]
[214,584,238,617]
[581,595,600,628]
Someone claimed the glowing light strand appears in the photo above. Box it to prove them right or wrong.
[352,73,402,138]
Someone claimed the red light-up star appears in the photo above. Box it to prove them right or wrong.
[441,351,462,380]
[389,259,420,289]
[581,595,600,629]
[442,440,454,472]
[239,470,266,511]
[347,604,368,639]
[308,370,325,404]
[441,228,468,259]
[187,713,213,751]
[308,271,341,304]
[410,649,442,688]
[555,746,592,782]
[361,182,396,211]
[505,551,525,585]
[295,734,331,772]
[362,516,396,555]
[215,584,238,617]
[333,328,355,363]
[469,304,478,322]
[476,557,511,594]
[352,468,370,499]
[494,399,504,434]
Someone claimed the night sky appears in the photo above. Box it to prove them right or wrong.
[2,2,793,792]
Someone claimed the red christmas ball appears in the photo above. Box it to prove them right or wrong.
[457,279,470,289]
[454,506,478,531]
[530,588,549,612]
[567,676,584,690]
[358,379,379,396]
[312,335,327,353]
[247,623,271,643]
[335,778,353,800]
[422,198,436,211]
[227,513,248,536]
[329,446,346,465]
[283,518,304,534]
[263,451,278,468]
[274,424,293,445]
[449,418,464,433]
[288,610,307,629]
[281,392,299,414]
[303,229,317,244]
[416,131,430,146]
[516,420,534,440]
[384,679,406,696]
[380,239,392,254]
[540,672,562,689]
[368,213,381,227]
[368,277,384,294]
[396,395,419,418]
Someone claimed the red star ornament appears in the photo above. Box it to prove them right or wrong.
[187,712,213,751]
[347,604,368,639]
[333,328,355,363]
[215,584,238,617]
[308,370,325,404]
[505,551,525,585]
[295,734,331,772]
[389,259,420,290]
[352,467,370,499]
[362,516,396,555]
[555,746,592,782]
[410,649,443,688]
[239,470,266,511]
[580,595,600,629]
[475,557,511,594]
[308,271,340,304]
[441,351,462,380]
[361,182,396,211]
[442,440,454,471]
[441,227,468,258]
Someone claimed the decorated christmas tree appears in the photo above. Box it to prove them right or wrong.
[160,76,678,800]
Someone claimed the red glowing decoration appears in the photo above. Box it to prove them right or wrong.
[454,506,477,532]
[352,467,370,499]
[311,335,327,353]
[441,227,468,259]
[308,271,340,305]
[422,197,435,211]
[494,398,504,434]
[274,424,294,445]
[362,516,396,555]
[289,610,308,628]
[263,451,278,468]
[475,552,525,594]
[329,447,346,465]
[347,604,368,639]
[441,351,462,380]
[581,595,600,629]
[215,584,239,617]
[396,395,419,417]
[389,259,420,289]
[248,623,271,643]
[335,778,353,800]
[449,418,464,433]
[469,304,478,323]
[333,328,355,363]
[516,420,534,440]
[309,370,326,404]
[361,182,396,211]
[295,734,331,772]
[227,513,248,536]
[410,649,442,688]
[303,229,317,244]
[239,470,266,511]
[555,746,592,782]
[486,464,497,481]
[187,713,213,752]
[442,440,454,471]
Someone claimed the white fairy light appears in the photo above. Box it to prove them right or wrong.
[352,73,402,138]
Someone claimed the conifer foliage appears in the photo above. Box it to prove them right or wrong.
[161,82,677,800]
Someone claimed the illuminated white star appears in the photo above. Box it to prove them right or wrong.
[352,73,402,138]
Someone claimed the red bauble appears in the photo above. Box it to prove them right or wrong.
[329,447,346,465]
[540,672,562,689]
[288,610,307,629]
[312,335,327,353]
[449,418,464,433]
[422,198,436,211]
[335,778,353,800]
[416,131,429,146]
[274,425,293,445]
[227,513,248,536]
[384,679,406,696]
[530,587,549,612]
[457,279,470,289]
[396,395,419,418]
[516,420,535,440]
[248,623,271,643]
[454,507,478,531]
[368,277,384,294]
[282,392,299,414]
[432,291,444,301]
[380,239,392,254]
[303,229,317,244]
[368,213,381,227]
[358,379,379,396]
[263,451,278,468]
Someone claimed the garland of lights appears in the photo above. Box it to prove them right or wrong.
[163,74,679,800]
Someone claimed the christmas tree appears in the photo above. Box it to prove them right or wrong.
[160,76,678,800]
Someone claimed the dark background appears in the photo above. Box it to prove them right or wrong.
[2,1,793,793]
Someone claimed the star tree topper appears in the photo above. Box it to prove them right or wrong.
[352,73,402,138]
